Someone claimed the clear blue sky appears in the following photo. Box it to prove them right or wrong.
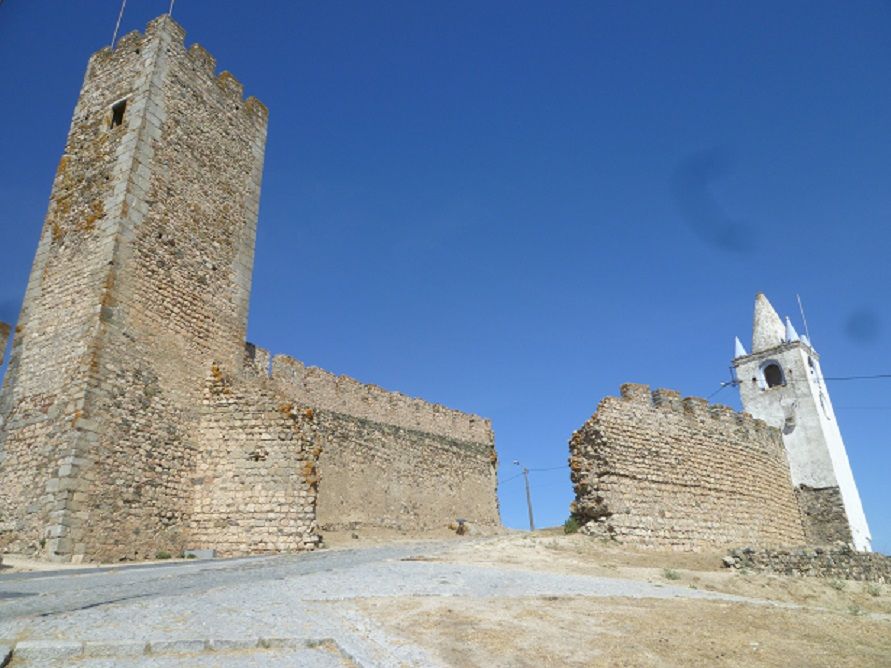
[1,1,889,552]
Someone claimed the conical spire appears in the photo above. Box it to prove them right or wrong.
[752,293,786,352]
[734,336,748,358]
[785,316,800,343]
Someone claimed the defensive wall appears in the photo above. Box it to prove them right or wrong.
[0,15,499,563]
[725,546,891,582]
[246,349,500,533]
[189,363,322,556]
[569,384,807,550]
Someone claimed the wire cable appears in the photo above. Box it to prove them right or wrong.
[111,0,128,48]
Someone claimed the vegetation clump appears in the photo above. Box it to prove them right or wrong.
[563,516,580,534]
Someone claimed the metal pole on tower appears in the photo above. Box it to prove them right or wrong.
[111,0,128,48]
[797,293,812,344]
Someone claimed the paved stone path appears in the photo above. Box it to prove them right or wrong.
[0,540,771,666]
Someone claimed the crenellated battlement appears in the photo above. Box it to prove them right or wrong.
[0,12,499,563]
[187,43,217,75]
[614,383,772,440]
[569,383,807,550]
[269,355,493,445]
[86,16,266,128]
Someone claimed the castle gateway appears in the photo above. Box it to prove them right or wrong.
[0,16,499,563]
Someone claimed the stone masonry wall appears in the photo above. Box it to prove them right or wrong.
[569,384,807,550]
[190,364,321,556]
[1,14,500,562]
[0,28,159,557]
[725,546,891,582]
[797,486,854,546]
[266,355,500,532]
[0,322,9,365]
[0,17,268,562]
[70,19,268,562]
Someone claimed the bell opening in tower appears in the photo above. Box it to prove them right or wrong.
[763,362,785,388]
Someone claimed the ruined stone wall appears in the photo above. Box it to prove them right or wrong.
[190,365,321,556]
[569,384,807,550]
[725,546,891,582]
[268,355,500,532]
[0,17,268,562]
[797,486,854,546]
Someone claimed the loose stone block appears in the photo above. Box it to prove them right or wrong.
[149,639,207,655]
[83,640,148,657]
[13,640,84,662]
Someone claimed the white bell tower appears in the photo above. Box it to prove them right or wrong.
[732,293,871,552]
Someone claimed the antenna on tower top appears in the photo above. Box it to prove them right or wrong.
[168,0,176,16]
[797,293,812,346]
[111,0,128,48]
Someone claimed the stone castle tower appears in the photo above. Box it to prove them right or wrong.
[0,15,500,564]
[732,293,872,551]
[0,16,270,561]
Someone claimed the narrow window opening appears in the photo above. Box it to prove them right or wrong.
[763,363,785,388]
[110,100,127,128]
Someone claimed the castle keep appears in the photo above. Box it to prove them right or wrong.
[0,16,499,563]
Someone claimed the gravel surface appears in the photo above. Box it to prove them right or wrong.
[0,539,775,666]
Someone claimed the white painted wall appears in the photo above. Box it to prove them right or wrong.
[735,342,872,552]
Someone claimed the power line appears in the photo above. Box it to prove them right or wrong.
[835,406,891,411]
[707,383,732,399]
[824,373,891,381]
[498,471,525,484]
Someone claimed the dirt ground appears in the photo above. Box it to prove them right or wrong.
[353,530,891,667]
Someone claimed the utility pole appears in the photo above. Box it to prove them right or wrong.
[513,460,535,531]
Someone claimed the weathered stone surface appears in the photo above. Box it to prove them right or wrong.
[725,545,891,582]
[269,356,499,533]
[569,384,807,550]
[189,365,322,556]
[83,640,147,657]
[796,485,853,545]
[12,640,83,662]
[0,322,9,365]
[149,639,207,654]
[0,15,499,563]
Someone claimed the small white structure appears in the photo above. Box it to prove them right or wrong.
[733,293,872,552]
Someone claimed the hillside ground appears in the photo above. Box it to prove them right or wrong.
[347,529,891,667]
